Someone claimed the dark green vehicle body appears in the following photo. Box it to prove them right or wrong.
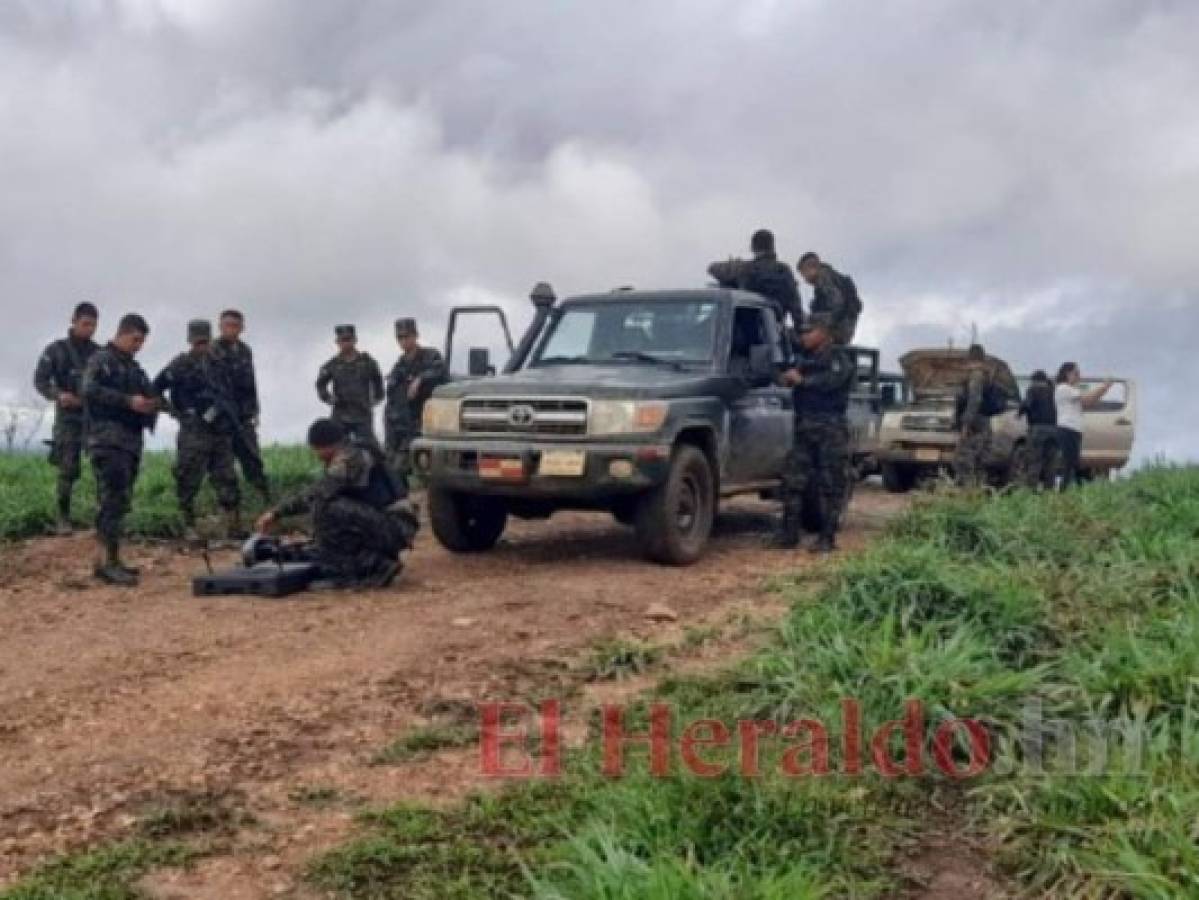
[413,288,880,564]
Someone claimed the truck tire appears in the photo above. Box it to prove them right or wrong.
[881,462,917,493]
[428,488,508,553]
[634,444,715,566]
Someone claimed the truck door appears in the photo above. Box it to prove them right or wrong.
[443,306,516,379]
[1080,378,1135,470]
[727,306,791,485]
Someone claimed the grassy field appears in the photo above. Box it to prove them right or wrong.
[0,445,320,540]
[2,466,1197,897]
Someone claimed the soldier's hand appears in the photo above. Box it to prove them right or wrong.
[130,395,157,414]
[255,511,277,533]
[781,369,802,387]
[58,392,81,409]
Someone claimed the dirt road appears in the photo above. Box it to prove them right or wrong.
[0,487,907,895]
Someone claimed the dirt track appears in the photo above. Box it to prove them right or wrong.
[0,487,908,896]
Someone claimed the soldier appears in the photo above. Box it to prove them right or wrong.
[316,325,384,454]
[1018,370,1059,490]
[81,314,158,586]
[210,309,271,503]
[34,302,101,534]
[255,418,418,589]
[153,320,242,541]
[708,229,804,329]
[775,316,855,553]
[797,252,862,345]
[954,344,994,489]
[384,318,446,490]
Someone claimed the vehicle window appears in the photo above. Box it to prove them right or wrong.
[533,300,718,365]
[730,307,767,368]
[1082,380,1127,412]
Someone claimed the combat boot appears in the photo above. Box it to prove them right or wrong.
[94,538,139,586]
[768,504,802,550]
[54,495,73,536]
[810,533,837,554]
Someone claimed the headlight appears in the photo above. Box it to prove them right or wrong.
[589,400,669,436]
[422,398,461,435]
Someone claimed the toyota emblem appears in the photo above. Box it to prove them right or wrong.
[507,404,536,428]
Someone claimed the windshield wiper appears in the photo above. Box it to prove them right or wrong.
[609,351,686,371]
[534,355,592,366]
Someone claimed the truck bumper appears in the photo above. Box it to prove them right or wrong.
[411,438,672,500]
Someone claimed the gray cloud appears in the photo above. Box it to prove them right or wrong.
[1,0,1195,461]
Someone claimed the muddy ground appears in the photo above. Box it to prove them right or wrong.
[0,487,912,897]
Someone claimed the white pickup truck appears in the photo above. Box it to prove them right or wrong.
[873,349,1137,491]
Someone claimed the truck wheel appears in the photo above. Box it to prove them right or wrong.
[634,445,715,565]
[881,462,916,493]
[428,488,508,552]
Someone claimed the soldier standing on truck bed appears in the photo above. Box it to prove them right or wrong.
[153,320,243,542]
[775,315,854,554]
[316,324,384,456]
[81,314,158,586]
[210,309,271,503]
[33,302,101,534]
[385,318,446,491]
[708,229,804,330]
[796,252,862,346]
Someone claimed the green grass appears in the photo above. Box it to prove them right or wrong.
[0,840,199,900]
[0,445,319,540]
[373,723,480,765]
[306,465,1199,898]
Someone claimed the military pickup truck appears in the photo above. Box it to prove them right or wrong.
[412,285,882,565]
[873,349,1137,491]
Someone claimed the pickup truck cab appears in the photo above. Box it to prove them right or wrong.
[413,286,881,564]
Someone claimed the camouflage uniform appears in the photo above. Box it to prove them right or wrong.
[272,443,417,585]
[954,368,992,488]
[33,333,100,522]
[779,343,854,547]
[152,350,241,527]
[1019,379,1059,490]
[807,264,860,346]
[708,253,804,329]
[82,344,156,556]
[316,352,384,454]
[385,344,446,487]
[210,337,270,499]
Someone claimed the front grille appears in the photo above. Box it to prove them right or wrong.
[460,397,589,436]
[901,414,954,433]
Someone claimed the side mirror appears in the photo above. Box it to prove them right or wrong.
[748,344,776,381]
[468,348,492,378]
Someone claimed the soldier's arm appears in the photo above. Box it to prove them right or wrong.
[316,365,334,404]
[368,358,385,407]
[151,362,182,418]
[963,370,984,422]
[420,349,447,382]
[271,454,355,518]
[779,268,804,328]
[800,349,854,391]
[707,259,744,288]
[82,357,134,410]
[244,346,261,419]
[33,345,60,402]
[814,270,847,321]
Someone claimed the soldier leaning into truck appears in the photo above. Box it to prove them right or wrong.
[153,320,243,541]
[316,324,385,456]
[708,229,804,330]
[34,302,101,534]
[255,418,418,589]
[210,309,272,503]
[384,318,446,491]
[797,252,862,346]
[82,314,158,586]
[775,315,854,554]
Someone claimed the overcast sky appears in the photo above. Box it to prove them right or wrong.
[1,0,1195,462]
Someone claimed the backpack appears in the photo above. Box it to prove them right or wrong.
[837,271,863,320]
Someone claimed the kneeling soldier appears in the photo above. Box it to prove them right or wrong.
[255,419,418,589]
[153,319,243,541]
[82,314,158,585]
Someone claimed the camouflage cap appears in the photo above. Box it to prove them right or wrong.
[187,319,213,343]
[395,318,418,337]
[334,324,356,340]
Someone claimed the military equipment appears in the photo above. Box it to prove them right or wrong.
[192,533,321,597]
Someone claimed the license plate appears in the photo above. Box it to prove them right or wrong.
[915,447,942,463]
[479,456,526,481]
[540,449,587,477]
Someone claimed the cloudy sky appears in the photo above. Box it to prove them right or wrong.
[1,0,1195,461]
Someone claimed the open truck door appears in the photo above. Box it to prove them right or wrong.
[441,282,559,380]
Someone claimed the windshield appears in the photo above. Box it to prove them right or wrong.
[531,300,718,367]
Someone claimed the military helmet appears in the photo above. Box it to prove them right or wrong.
[187,319,213,343]
[334,324,356,340]
[395,318,418,337]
